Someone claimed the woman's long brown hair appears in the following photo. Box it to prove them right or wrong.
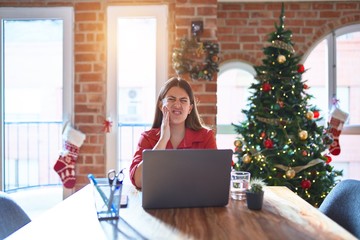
[152,77,204,131]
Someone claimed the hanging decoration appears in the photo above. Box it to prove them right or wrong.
[103,117,113,133]
[172,36,220,81]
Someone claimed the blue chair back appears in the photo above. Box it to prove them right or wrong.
[0,191,31,239]
[319,179,360,238]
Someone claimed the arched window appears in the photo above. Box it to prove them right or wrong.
[216,61,255,149]
[303,24,360,180]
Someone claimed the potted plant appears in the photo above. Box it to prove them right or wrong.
[246,178,266,210]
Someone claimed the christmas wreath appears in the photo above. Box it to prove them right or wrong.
[172,36,220,81]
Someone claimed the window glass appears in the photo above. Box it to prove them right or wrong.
[336,31,360,125]
[303,39,328,123]
[217,63,255,149]
[0,6,73,191]
[303,26,360,180]
[117,18,156,124]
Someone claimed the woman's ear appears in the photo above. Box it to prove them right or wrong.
[188,104,193,114]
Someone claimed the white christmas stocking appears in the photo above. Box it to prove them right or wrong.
[53,124,86,188]
[328,107,349,156]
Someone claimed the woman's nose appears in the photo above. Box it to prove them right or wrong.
[173,99,181,107]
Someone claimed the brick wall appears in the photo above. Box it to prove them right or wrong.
[1,0,359,190]
[218,2,360,65]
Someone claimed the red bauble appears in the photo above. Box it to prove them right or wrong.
[262,83,271,92]
[234,147,242,153]
[313,111,320,118]
[325,155,332,164]
[301,179,311,189]
[297,64,305,73]
[260,132,266,138]
[303,84,309,90]
[264,138,274,149]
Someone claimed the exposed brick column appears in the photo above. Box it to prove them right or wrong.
[74,2,106,189]
[174,0,218,130]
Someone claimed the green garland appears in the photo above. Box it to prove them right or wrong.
[172,36,220,81]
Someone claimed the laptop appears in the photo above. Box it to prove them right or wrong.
[142,149,233,209]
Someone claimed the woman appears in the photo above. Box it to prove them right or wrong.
[129,77,217,189]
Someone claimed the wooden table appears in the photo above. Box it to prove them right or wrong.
[7,181,356,240]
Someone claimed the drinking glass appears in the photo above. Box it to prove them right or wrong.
[230,171,250,200]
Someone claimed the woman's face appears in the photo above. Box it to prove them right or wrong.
[161,86,193,125]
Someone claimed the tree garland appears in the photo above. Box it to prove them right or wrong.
[172,36,220,81]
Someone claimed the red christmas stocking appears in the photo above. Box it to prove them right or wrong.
[328,107,349,156]
[53,124,86,188]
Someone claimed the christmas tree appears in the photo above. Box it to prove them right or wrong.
[232,4,342,207]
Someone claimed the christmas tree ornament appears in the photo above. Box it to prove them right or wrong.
[306,111,314,120]
[299,130,308,140]
[243,154,251,164]
[262,82,272,92]
[277,55,286,63]
[260,132,266,138]
[273,103,280,110]
[53,123,86,189]
[301,179,312,189]
[277,100,284,108]
[302,150,308,156]
[313,111,320,118]
[303,84,309,90]
[325,155,332,164]
[234,139,243,147]
[327,106,349,156]
[264,138,274,149]
[286,168,296,179]
[297,64,305,73]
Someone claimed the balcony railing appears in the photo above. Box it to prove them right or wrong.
[4,121,63,191]
[3,121,152,191]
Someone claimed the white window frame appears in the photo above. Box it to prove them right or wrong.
[302,24,360,135]
[0,7,73,191]
[106,5,168,171]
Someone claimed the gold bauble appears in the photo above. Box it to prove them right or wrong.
[299,130,308,140]
[306,111,314,120]
[277,55,286,63]
[242,154,251,164]
[234,140,242,147]
[286,168,296,179]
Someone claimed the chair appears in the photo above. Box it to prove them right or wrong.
[0,191,31,239]
[319,179,360,238]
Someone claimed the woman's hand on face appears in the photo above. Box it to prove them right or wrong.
[160,104,171,142]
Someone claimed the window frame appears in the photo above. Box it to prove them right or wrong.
[302,24,360,134]
[106,5,168,171]
[0,7,74,191]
